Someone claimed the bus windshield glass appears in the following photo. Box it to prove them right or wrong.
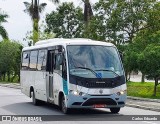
[67,45,124,78]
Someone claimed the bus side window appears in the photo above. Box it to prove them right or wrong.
[22,52,29,70]
[37,50,47,71]
[29,50,38,70]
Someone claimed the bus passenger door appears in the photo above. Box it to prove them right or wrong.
[48,51,54,100]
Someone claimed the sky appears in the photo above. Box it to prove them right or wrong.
[0,0,98,46]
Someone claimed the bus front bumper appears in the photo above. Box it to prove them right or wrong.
[66,93,127,108]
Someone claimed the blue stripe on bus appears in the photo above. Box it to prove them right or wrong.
[63,79,68,95]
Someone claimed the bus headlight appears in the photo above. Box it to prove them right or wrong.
[70,90,85,96]
[116,90,127,96]
[73,90,79,95]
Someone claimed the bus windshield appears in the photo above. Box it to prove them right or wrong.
[67,45,124,78]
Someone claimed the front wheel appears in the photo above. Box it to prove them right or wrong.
[61,95,70,114]
[110,107,120,113]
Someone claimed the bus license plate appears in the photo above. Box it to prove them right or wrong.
[93,104,106,108]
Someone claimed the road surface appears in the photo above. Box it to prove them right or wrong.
[0,86,159,124]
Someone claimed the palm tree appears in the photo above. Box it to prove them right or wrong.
[0,12,8,39]
[24,0,47,44]
[82,0,93,26]
[82,0,93,37]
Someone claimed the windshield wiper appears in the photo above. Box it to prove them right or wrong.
[74,66,102,78]
[95,69,120,77]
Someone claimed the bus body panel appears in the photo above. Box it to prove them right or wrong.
[34,71,47,102]
[21,71,35,97]
[21,70,48,102]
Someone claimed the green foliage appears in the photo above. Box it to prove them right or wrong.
[121,1,160,84]
[87,14,107,41]
[0,40,23,82]
[133,2,160,46]
[93,0,156,44]
[45,2,84,38]
[124,47,139,75]
[132,44,160,96]
[140,45,160,79]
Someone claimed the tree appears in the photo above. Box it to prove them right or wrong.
[45,2,84,38]
[131,1,160,82]
[123,44,139,81]
[24,22,55,46]
[49,0,93,38]
[82,0,93,38]
[23,0,47,44]
[138,45,160,96]
[0,40,22,82]
[93,0,156,44]
[0,10,8,39]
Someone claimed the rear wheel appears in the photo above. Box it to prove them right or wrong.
[31,91,41,106]
[110,107,120,113]
[61,95,70,114]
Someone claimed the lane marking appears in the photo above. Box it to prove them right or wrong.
[142,121,158,124]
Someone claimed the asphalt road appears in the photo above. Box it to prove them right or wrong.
[0,86,159,124]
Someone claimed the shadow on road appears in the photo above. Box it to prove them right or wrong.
[2,101,121,115]
[2,102,125,121]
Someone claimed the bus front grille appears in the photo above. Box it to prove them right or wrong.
[82,98,117,106]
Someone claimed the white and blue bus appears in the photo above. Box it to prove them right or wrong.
[20,38,127,114]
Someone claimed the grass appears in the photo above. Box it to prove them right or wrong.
[127,81,160,99]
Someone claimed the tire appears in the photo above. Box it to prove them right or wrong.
[31,91,41,106]
[61,95,70,114]
[110,107,120,113]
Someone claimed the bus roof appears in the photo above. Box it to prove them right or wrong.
[22,38,115,51]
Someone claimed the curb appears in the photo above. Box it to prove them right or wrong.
[0,83,20,89]
[127,96,160,103]
[126,103,160,112]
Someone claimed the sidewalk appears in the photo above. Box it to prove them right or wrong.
[126,96,160,112]
[0,83,160,112]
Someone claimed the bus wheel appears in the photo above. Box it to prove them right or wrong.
[110,107,120,113]
[31,91,40,106]
[61,95,70,114]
